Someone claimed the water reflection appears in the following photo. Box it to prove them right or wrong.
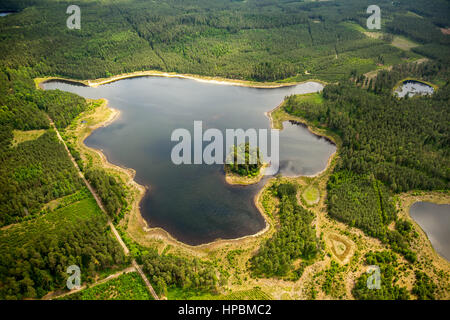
[410,202,450,261]
[395,80,434,98]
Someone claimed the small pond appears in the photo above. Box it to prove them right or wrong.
[395,80,434,98]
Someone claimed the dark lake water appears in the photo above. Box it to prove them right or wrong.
[410,202,450,261]
[395,80,434,98]
[43,77,335,245]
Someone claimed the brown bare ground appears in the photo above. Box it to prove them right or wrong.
[441,28,450,35]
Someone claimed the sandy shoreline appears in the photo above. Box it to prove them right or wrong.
[224,163,269,186]
[35,70,327,90]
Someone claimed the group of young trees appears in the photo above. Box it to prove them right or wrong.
[138,248,218,297]
[32,89,87,129]
[0,196,127,299]
[386,13,450,64]
[353,250,438,300]
[0,67,87,226]
[250,182,318,279]
[225,143,262,177]
[2,0,444,82]
[85,168,128,223]
[0,60,130,299]
[285,61,449,193]
[352,251,410,300]
[282,61,448,297]
[284,61,449,263]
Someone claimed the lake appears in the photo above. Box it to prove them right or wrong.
[410,202,450,261]
[43,77,336,245]
[395,80,434,98]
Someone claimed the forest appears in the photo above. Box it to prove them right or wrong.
[85,168,128,223]
[116,232,219,297]
[0,46,131,300]
[225,143,262,177]
[2,0,447,82]
[250,182,319,279]
[0,194,127,299]
[61,272,153,300]
[352,251,410,300]
[0,67,86,226]
[283,61,449,263]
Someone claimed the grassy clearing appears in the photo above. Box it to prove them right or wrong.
[61,272,153,300]
[391,36,419,51]
[41,187,90,212]
[0,195,103,247]
[341,21,367,33]
[363,31,418,51]
[11,129,47,147]
[302,185,320,206]
[261,187,278,219]
[363,32,383,39]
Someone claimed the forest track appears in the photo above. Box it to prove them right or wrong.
[48,117,159,300]
[43,266,136,300]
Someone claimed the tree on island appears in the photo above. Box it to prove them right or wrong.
[225,143,263,177]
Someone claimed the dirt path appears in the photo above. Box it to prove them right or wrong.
[49,117,159,300]
[44,266,136,300]
[132,260,159,299]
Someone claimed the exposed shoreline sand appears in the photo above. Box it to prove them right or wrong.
[224,163,269,186]
[35,70,327,90]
